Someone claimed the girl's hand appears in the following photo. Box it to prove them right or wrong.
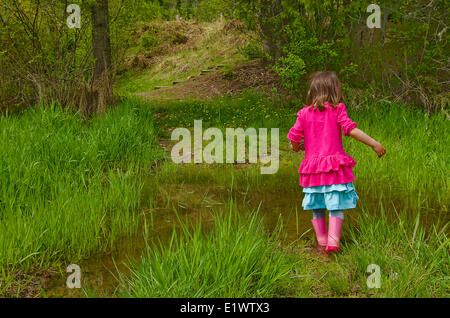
[372,142,386,158]
[290,141,302,152]
[299,141,305,151]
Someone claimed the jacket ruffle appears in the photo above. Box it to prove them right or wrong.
[299,154,356,174]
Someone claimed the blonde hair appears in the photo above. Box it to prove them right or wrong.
[306,71,343,110]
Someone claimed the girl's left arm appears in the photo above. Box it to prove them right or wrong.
[349,128,386,157]
[337,104,385,157]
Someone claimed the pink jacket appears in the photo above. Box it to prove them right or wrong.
[287,103,357,187]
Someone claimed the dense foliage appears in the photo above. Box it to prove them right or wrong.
[231,0,449,112]
[1,1,448,112]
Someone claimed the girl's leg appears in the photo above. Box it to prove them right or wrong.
[329,210,344,220]
[311,209,327,247]
[312,209,326,219]
[326,210,344,253]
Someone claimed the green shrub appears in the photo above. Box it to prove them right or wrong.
[273,25,338,92]
[141,33,160,50]
[238,42,265,60]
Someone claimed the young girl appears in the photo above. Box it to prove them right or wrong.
[288,71,386,254]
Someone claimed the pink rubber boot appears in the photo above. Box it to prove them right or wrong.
[311,218,328,247]
[326,217,343,254]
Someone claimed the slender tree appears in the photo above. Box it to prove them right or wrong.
[90,0,113,113]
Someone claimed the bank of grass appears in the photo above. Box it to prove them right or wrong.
[118,209,292,297]
[0,98,163,295]
[285,210,449,298]
[116,203,448,298]
[341,208,449,297]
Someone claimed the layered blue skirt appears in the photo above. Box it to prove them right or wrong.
[302,182,359,211]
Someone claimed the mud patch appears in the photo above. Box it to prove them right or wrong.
[5,268,59,298]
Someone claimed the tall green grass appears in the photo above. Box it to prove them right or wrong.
[112,202,448,298]
[118,208,293,297]
[0,99,163,294]
[333,208,449,297]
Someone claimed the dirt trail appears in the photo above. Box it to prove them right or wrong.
[136,60,282,100]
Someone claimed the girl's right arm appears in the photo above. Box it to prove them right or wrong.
[349,128,386,158]
[287,110,304,152]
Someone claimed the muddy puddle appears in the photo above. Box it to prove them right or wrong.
[44,172,448,297]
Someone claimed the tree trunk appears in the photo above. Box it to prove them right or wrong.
[90,0,113,114]
[258,0,283,64]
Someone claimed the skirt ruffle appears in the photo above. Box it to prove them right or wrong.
[302,182,359,211]
[299,154,356,174]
